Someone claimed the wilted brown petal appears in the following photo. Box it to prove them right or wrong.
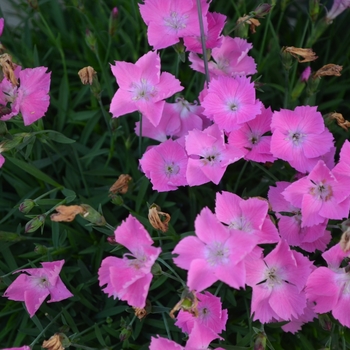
[340,228,350,253]
[283,46,318,63]
[42,334,65,350]
[327,112,350,131]
[50,205,85,222]
[78,66,97,85]
[0,53,18,86]
[314,64,342,78]
[148,204,171,233]
[109,174,132,194]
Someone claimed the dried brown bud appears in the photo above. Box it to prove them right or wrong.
[236,16,261,35]
[148,204,171,233]
[109,174,132,194]
[313,64,342,78]
[42,333,65,350]
[50,205,85,222]
[170,290,198,319]
[0,53,18,86]
[282,46,318,63]
[133,300,151,320]
[340,228,350,253]
[326,112,350,131]
[78,66,96,85]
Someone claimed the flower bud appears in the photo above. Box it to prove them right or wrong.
[25,214,46,233]
[85,29,96,52]
[0,120,7,136]
[254,332,267,350]
[119,325,132,342]
[0,133,26,152]
[319,313,332,331]
[110,195,124,206]
[34,243,48,255]
[253,3,272,18]
[19,199,36,214]
[151,262,162,276]
[80,204,106,226]
[0,231,22,242]
[309,0,320,22]
[28,0,39,10]
[108,7,119,36]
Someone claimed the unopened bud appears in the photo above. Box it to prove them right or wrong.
[0,121,7,136]
[319,313,332,331]
[254,332,267,350]
[173,42,186,63]
[108,7,119,36]
[253,3,272,18]
[34,243,48,255]
[19,199,36,214]
[107,236,117,245]
[80,204,106,226]
[0,231,22,242]
[25,214,46,233]
[85,29,96,52]
[110,195,124,206]
[234,16,249,38]
[0,133,26,152]
[28,0,39,10]
[309,0,320,22]
[119,326,132,342]
[151,262,162,276]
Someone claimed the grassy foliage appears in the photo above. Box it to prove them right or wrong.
[1,0,350,349]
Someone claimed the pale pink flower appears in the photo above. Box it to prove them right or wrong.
[306,243,350,327]
[268,181,331,252]
[175,291,228,339]
[0,154,4,168]
[228,106,276,163]
[0,66,51,126]
[189,36,257,78]
[215,191,279,244]
[139,139,188,191]
[185,123,244,186]
[184,12,226,53]
[326,0,350,21]
[1,347,30,350]
[173,207,256,292]
[139,0,209,50]
[201,75,262,132]
[109,51,183,126]
[3,260,73,317]
[270,106,334,173]
[98,215,161,308]
[245,240,313,323]
[282,160,350,227]
[333,139,350,177]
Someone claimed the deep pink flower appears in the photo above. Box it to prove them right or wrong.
[306,243,350,327]
[1,347,30,350]
[0,18,4,37]
[300,66,311,82]
[228,106,276,163]
[98,215,161,308]
[0,154,4,168]
[201,75,262,132]
[189,36,257,78]
[175,291,227,339]
[282,160,350,227]
[333,139,350,177]
[270,106,334,173]
[246,240,313,323]
[173,207,256,292]
[215,191,279,244]
[139,0,209,50]
[184,12,226,53]
[185,123,244,186]
[109,51,183,126]
[0,66,51,125]
[140,139,188,191]
[268,181,331,252]
[3,260,73,317]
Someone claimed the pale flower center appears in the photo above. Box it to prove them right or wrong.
[164,11,188,31]
[309,180,333,201]
[205,241,229,266]
[288,131,306,146]
[201,147,221,166]
[249,134,260,145]
[164,162,180,177]
[264,267,283,287]
[131,78,156,101]
[229,216,252,232]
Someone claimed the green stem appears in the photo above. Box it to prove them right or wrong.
[138,112,143,157]
[34,187,63,202]
[234,161,248,193]
[70,344,99,350]
[0,255,47,279]
[157,257,186,288]
[105,222,115,231]
[250,161,279,182]
[196,0,210,85]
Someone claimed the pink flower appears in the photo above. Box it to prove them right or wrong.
[185,123,244,186]
[109,51,183,126]
[0,154,4,168]
[300,66,311,82]
[1,347,30,350]
[139,0,209,50]
[270,106,334,173]
[175,291,228,339]
[282,160,350,227]
[215,191,279,244]
[189,36,257,78]
[0,67,51,126]
[0,18,4,37]
[173,207,256,292]
[326,0,350,21]
[246,240,313,323]
[3,260,73,317]
[333,139,350,177]
[183,12,226,53]
[201,75,262,132]
[306,243,350,327]
[139,139,188,191]
[98,215,161,308]
[268,181,331,252]
[281,302,317,333]
[228,106,276,163]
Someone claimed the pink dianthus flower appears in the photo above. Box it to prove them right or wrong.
[3,260,73,318]
[270,106,334,173]
[98,215,161,308]
[0,66,51,125]
[1,347,30,350]
[139,0,209,50]
[201,75,262,132]
[0,154,4,168]
[109,51,183,127]
[326,0,350,21]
